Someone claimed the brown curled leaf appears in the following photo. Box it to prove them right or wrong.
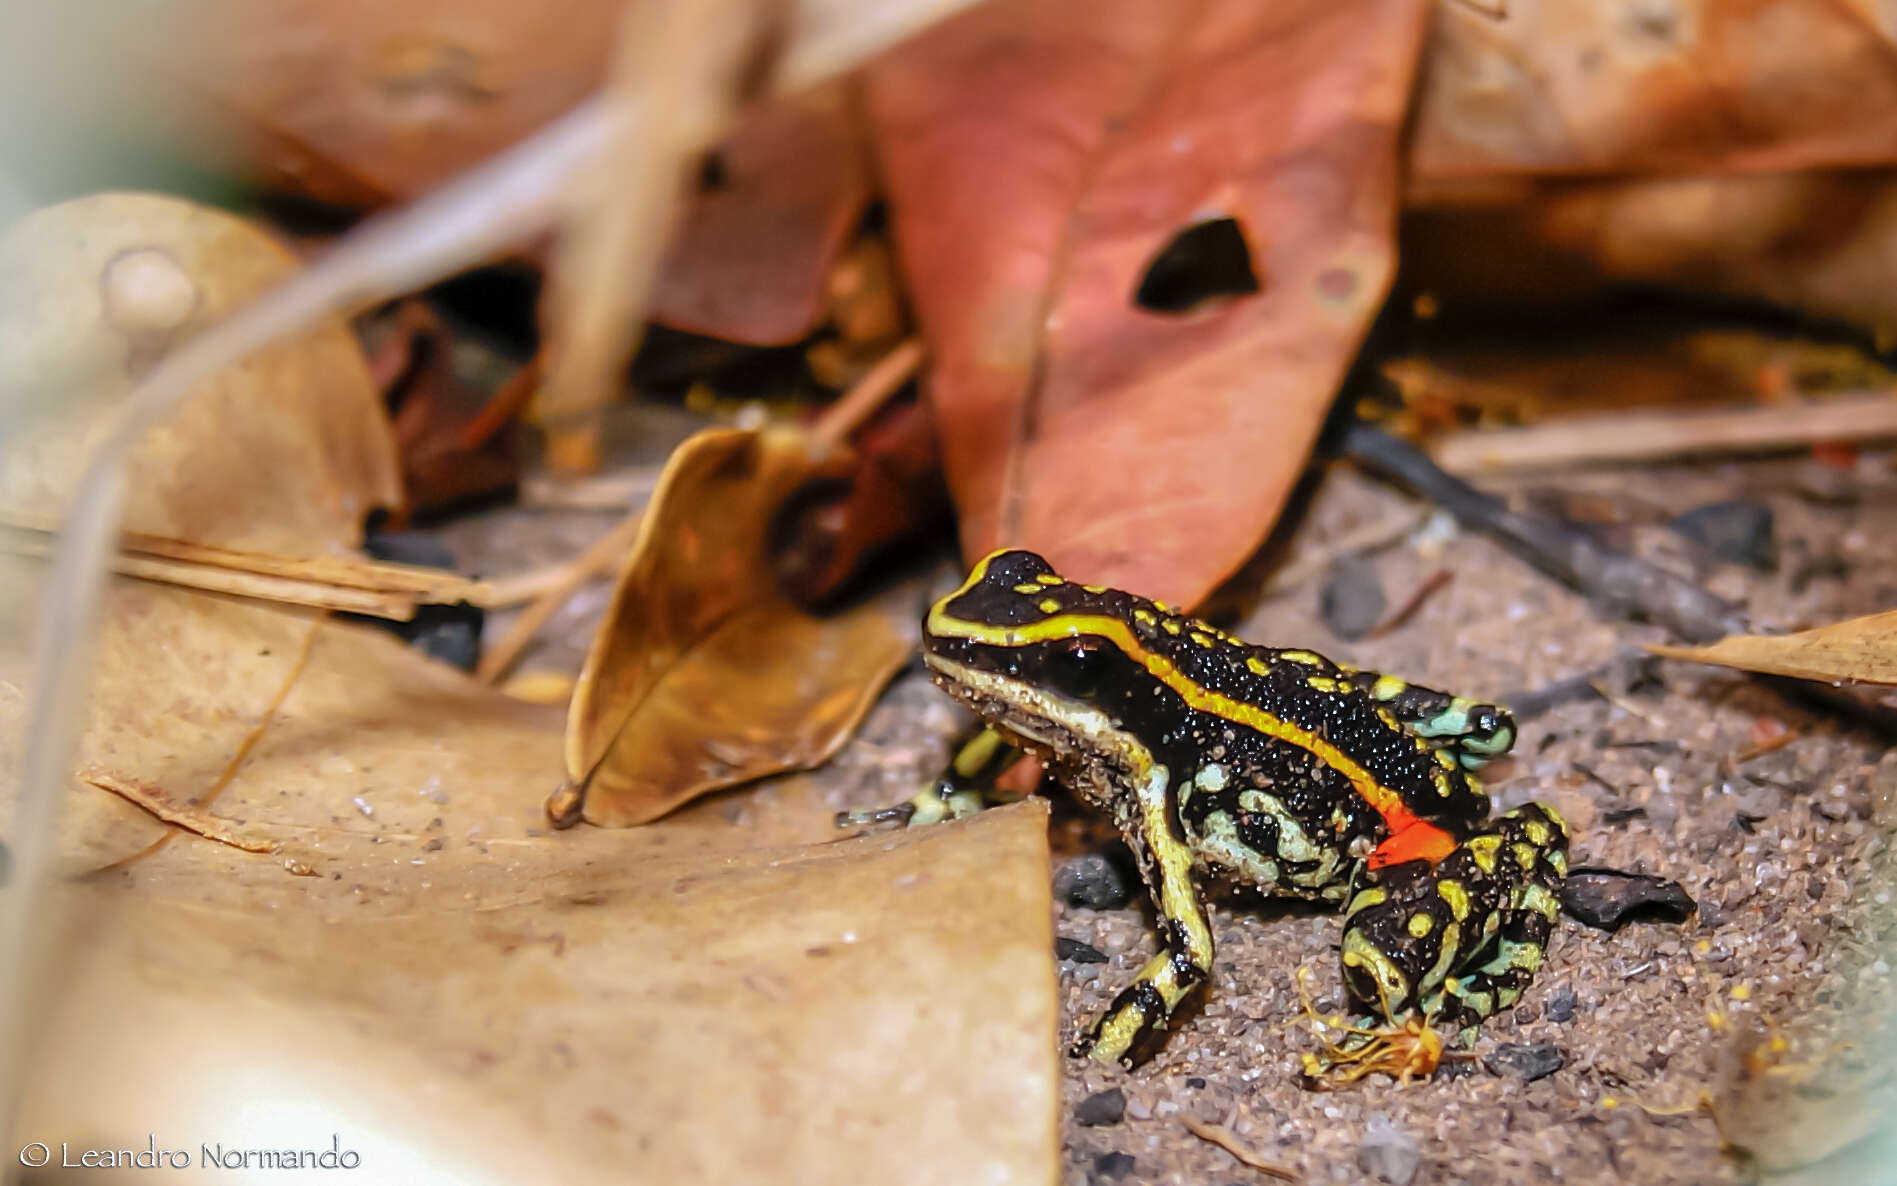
[771,400,948,608]
[560,426,912,827]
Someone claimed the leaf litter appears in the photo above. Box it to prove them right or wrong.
[0,190,1060,1184]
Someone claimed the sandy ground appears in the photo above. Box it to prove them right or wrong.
[444,428,1897,1186]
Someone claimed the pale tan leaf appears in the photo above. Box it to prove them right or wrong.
[16,620,1061,1186]
[1649,611,1897,685]
[0,192,1058,1185]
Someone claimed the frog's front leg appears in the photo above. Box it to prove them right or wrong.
[836,726,1027,829]
[1071,764,1215,1066]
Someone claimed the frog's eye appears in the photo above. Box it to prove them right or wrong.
[1047,638,1112,700]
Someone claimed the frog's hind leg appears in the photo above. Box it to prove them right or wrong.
[1338,803,1569,1028]
[1071,763,1216,1067]
[1343,672,1516,771]
[836,726,1027,829]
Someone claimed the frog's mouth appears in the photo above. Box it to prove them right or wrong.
[924,652,1129,769]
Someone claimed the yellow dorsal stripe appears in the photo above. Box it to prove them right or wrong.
[930,596,1424,830]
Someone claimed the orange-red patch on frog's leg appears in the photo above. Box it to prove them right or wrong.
[1368,820,1458,869]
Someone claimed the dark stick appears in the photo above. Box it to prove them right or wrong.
[1339,424,1745,644]
[1341,423,1897,738]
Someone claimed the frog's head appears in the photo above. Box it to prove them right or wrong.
[922,549,1160,768]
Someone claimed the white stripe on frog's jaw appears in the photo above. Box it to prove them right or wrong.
[923,652,1145,775]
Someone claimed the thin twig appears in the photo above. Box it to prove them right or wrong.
[475,511,644,684]
[1342,423,1745,643]
[810,337,925,450]
[91,617,322,870]
[1348,425,1897,738]
[1183,1117,1301,1181]
[1367,567,1453,639]
[80,769,279,854]
[535,0,761,473]
[0,511,483,597]
[1432,391,1897,475]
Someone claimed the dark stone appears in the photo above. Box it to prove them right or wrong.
[1319,556,1386,641]
[1056,937,1108,964]
[1075,1088,1126,1127]
[1562,868,1697,929]
[1485,1041,1566,1082]
[1670,500,1777,571]
[1092,1152,1136,1180]
[347,532,485,671]
[1543,984,1576,1023]
[363,531,458,570]
[1054,853,1137,910]
[1186,1076,1207,1089]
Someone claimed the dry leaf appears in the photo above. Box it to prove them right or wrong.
[1412,0,1897,180]
[16,621,1061,1186]
[650,83,873,346]
[152,0,978,208]
[772,400,948,608]
[0,192,1060,1185]
[1649,610,1897,685]
[561,426,912,827]
[1404,171,1897,333]
[866,0,1429,607]
[0,192,402,550]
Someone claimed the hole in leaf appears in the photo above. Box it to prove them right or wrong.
[698,151,730,191]
[1132,217,1261,314]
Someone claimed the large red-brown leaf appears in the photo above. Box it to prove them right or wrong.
[866,0,1429,607]
[1412,0,1897,181]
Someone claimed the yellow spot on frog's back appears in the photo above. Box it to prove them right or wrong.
[1189,631,1213,647]
[1133,608,1157,625]
[1436,878,1471,920]
[1346,886,1387,914]
[1372,674,1407,700]
[1246,657,1272,677]
[1163,620,1183,635]
[1306,675,1339,693]
[1513,842,1539,870]
[1434,750,1456,770]
[1523,818,1552,847]
[1407,912,1435,939]
[1035,573,1063,586]
[1012,583,1041,595]
[1038,598,1062,613]
[1281,650,1324,667]
[1465,834,1500,874]
[1082,584,1107,594]
[1539,803,1569,834]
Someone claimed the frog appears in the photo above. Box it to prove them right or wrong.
[869,547,1569,1071]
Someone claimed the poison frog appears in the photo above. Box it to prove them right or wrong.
[862,548,1569,1073]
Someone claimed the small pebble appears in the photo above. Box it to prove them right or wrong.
[1185,1076,1206,1089]
[1054,853,1137,910]
[1484,1041,1566,1082]
[1544,984,1576,1023]
[1075,1088,1126,1127]
[1358,1113,1420,1186]
[1092,1151,1136,1181]
[1057,937,1109,964]
[1669,500,1776,571]
[1319,556,1386,641]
